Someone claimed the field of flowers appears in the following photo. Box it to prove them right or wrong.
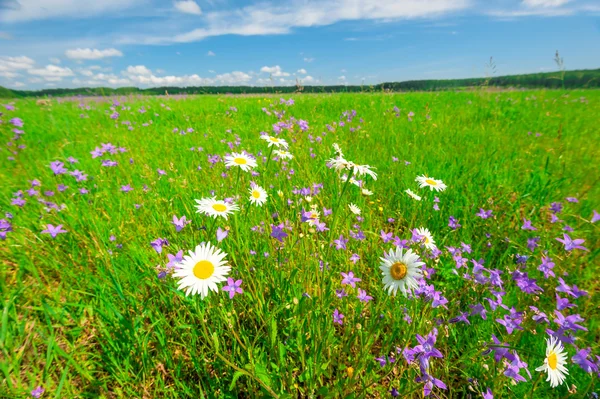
[1,90,599,398]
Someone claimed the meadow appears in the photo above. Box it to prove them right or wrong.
[1,90,599,398]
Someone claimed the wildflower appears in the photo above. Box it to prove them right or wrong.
[270,224,288,242]
[222,278,243,298]
[274,149,293,159]
[333,309,344,325]
[477,208,493,219]
[357,289,373,303]
[349,253,360,263]
[591,210,600,223]
[249,185,268,206]
[195,197,239,220]
[333,235,349,250]
[172,242,231,298]
[166,250,184,269]
[565,197,578,203]
[41,224,67,238]
[521,219,537,231]
[31,386,44,398]
[415,175,447,192]
[172,215,188,232]
[49,161,67,175]
[224,152,257,172]
[375,356,387,367]
[571,348,598,374]
[336,289,348,298]
[150,238,168,253]
[121,184,133,192]
[504,352,530,383]
[341,271,361,287]
[379,247,424,296]
[448,216,461,230]
[260,134,289,149]
[415,227,436,250]
[555,233,588,251]
[216,227,229,242]
[536,336,569,388]
[348,203,361,215]
[405,189,421,201]
[550,202,563,213]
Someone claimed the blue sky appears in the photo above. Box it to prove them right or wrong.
[0,0,599,90]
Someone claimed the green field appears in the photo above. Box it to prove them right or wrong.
[1,91,599,398]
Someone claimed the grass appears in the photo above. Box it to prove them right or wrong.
[1,90,599,398]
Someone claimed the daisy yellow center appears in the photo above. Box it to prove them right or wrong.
[310,212,318,219]
[425,179,437,185]
[390,262,408,280]
[193,260,214,279]
[252,190,260,198]
[212,204,227,212]
[547,352,558,370]
[233,157,247,165]
[269,137,280,143]
[424,236,430,244]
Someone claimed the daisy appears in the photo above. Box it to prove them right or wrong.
[249,185,268,206]
[379,247,424,296]
[195,197,239,220]
[352,164,377,180]
[328,155,353,172]
[405,189,422,201]
[274,150,293,160]
[361,188,373,196]
[172,242,231,298]
[415,227,436,250]
[224,152,257,172]
[416,175,447,192]
[348,203,361,215]
[261,135,289,149]
[536,336,568,388]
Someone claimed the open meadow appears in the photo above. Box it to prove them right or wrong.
[1,90,599,398]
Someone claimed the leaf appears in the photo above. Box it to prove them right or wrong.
[228,370,245,391]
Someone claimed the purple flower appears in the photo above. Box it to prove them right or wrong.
[335,289,348,299]
[550,202,563,214]
[448,216,461,230]
[538,256,555,278]
[349,253,360,263]
[521,219,536,231]
[216,227,229,242]
[556,294,576,311]
[333,234,349,250]
[222,278,243,298]
[150,238,168,253]
[49,161,67,175]
[566,197,578,203]
[503,352,530,383]
[526,237,540,252]
[166,250,184,269]
[357,289,373,303]
[375,356,387,367]
[172,215,188,232]
[591,210,600,223]
[31,386,44,398]
[333,308,344,325]
[496,311,523,335]
[555,233,588,251]
[341,271,361,287]
[572,348,598,373]
[483,387,493,399]
[270,224,288,242]
[121,184,133,193]
[390,388,399,397]
[380,230,393,243]
[67,156,78,164]
[483,334,515,363]
[10,117,23,127]
[41,224,67,238]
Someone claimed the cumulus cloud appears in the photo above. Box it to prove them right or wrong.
[260,65,290,77]
[121,64,251,86]
[303,75,315,83]
[522,0,571,7]
[65,48,123,60]
[28,64,74,81]
[174,0,202,15]
[0,56,35,78]
[303,57,315,63]
[297,68,307,74]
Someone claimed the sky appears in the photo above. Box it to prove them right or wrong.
[0,0,599,90]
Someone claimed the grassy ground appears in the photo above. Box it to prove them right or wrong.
[1,90,599,398]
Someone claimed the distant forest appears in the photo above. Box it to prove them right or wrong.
[1,68,599,98]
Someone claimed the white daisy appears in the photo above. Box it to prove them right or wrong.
[379,247,424,296]
[195,197,239,220]
[172,242,231,298]
[536,336,569,388]
[352,164,377,181]
[260,135,289,149]
[328,155,353,172]
[332,143,344,157]
[415,175,447,192]
[248,185,268,206]
[274,150,293,160]
[405,189,422,201]
[224,152,257,172]
[348,203,361,215]
[415,227,436,250]
[361,188,373,196]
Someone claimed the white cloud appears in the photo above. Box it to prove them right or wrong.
[303,57,315,63]
[208,70,215,73]
[522,0,571,7]
[303,75,315,83]
[65,48,123,60]
[123,0,471,45]
[338,75,346,80]
[260,65,290,77]
[28,65,74,81]
[0,0,143,22]
[119,64,251,87]
[207,50,216,56]
[0,56,36,73]
[174,0,202,15]
[297,68,307,74]
[0,71,19,78]
[49,57,61,64]
[11,81,25,87]
[123,65,153,77]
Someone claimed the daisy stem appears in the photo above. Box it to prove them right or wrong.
[234,167,241,193]
[331,169,355,233]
